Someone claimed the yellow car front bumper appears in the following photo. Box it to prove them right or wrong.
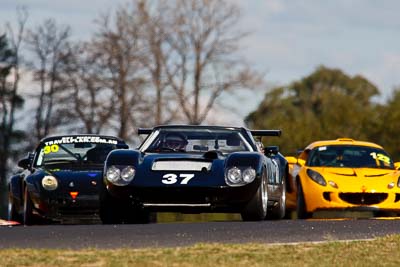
[301,175,400,213]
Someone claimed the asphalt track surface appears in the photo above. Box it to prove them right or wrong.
[1,218,400,249]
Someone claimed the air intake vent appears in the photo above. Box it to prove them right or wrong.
[339,193,387,205]
[152,161,212,171]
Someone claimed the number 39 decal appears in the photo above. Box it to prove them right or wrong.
[162,174,195,185]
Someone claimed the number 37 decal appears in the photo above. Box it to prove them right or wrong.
[162,174,194,185]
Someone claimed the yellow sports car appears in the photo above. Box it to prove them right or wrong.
[285,138,400,218]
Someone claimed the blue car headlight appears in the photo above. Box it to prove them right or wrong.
[106,165,135,186]
[226,167,242,184]
[120,166,136,182]
[225,167,256,186]
[242,168,256,183]
[41,175,58,191]
[106,166,121,183]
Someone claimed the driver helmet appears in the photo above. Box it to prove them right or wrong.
[163,132,188,151]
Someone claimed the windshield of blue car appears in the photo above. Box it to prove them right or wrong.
[34,142,118,167]
[142,128,253,154]
[307,145,394,169]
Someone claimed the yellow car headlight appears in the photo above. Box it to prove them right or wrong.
[306,169,327,186]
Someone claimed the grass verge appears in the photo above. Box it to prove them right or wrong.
[1,235,400,267]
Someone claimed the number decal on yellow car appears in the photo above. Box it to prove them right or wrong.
[44,144,60,154]
[370,152,391,165]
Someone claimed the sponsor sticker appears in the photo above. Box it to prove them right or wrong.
[44,136,118,146]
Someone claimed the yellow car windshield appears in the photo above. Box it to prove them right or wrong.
[307,145,394,169]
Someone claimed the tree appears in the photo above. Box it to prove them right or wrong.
[91,10,148,141]
[0,9,27,217]
[164,0,261,125]
[60,43,116,134]
[375,88,400,159]
[25,19,72,142]
[0,34,17,217]
[136,0,179,125]
[245,66,380,154]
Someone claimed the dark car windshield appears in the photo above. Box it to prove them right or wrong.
[307,145,394,169]
[143,128,252,154]
[34,138,119,167]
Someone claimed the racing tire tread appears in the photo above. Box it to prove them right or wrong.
[296,182,312,219]
[241,169,268,221]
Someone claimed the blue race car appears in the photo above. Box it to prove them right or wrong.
[100,125,287,223]
[8,134,128,224]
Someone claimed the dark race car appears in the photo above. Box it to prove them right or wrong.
[8,135,128,225]
[100,125,287,223]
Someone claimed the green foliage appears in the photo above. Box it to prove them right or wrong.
[246,66,381,156]
[374,88,400,159]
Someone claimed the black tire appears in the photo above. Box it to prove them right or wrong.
[100,190,156,224]
[23,187,36,225]
[241,170,268,221]
[99,191,125,224]
[8,191,21,223]
[266,172,286,220]
[296,182,312,219]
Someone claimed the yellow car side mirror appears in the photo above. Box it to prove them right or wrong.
[394,162,400,170]
[286,156,297,164]
[286,156,306,166]
[297,159,306,166]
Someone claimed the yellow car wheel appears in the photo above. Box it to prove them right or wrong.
[296,182,312,219]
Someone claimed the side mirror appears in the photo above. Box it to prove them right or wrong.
[297,159,306,166]
[286,156,297,164]
[18,152,34,169]
[394,162,400,170]
[265,146,279,156]
[18,158,31,169]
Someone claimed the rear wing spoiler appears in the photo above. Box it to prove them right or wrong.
[138,128,153,135]
[138,128,281,136]
[250,130,281,137]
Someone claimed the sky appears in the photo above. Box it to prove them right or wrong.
[1,0,400,125]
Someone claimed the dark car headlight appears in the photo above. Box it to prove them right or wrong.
[106,165,135,186]
[225,167,256,186]
[306,169,327,186]
[242,168,256,183]
[226,167,242,184]
[106,166,121,183]
[41,175,58,191]
[120,166,136,182]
